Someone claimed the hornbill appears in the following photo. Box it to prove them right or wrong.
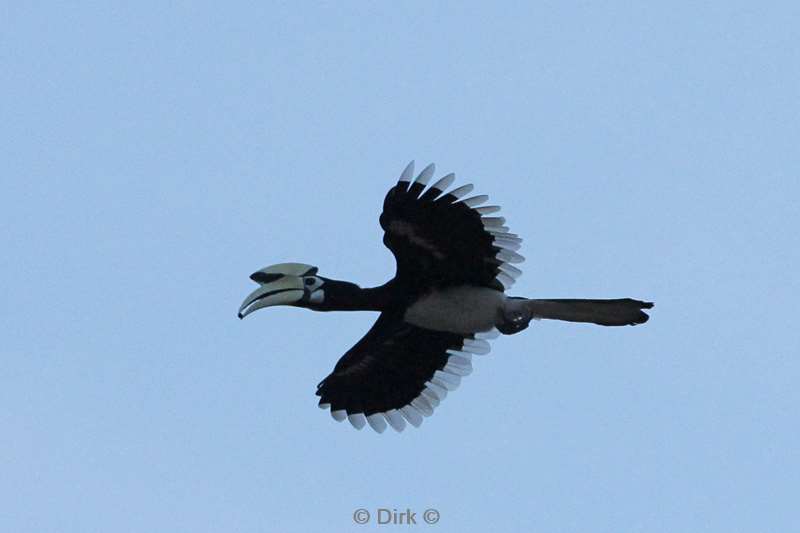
[239,162,653,433]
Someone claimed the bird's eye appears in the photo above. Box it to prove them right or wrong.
[304,277,316,286]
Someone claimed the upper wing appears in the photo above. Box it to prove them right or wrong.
[316,312,499,432]
[380,162,525,292]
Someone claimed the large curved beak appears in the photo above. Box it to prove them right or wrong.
[238,263,317,319]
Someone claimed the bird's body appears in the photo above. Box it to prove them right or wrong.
[239,162,653,432]
[404,286,505,334]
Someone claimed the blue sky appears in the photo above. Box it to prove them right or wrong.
[2,3,798,532]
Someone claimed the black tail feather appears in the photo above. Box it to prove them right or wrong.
[525,298,653,327]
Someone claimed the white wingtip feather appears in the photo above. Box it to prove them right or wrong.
[497,250,525,263]
[443,361,472,376]
[460,194,489,207]
[399,160,415,183]
[411,397,434,416]
[482,216,507,227]
[495,271,516,289]
[447,353,473,366]
[475,205,501,215]
[447,349,473,361]
[493,231,521,240]
[348,413,367,430]
[485,225,510,234]
[415,163,435,186]
[499,263,523,277]
[425,381,449,400]
[367,413,388,433]
[433,370,461,390]
[448,183,474,199]
[400,406,424,427]
[420,388,441,407]
[494,239,521,251]
[385,409,407,432]
[429,173,456,194]
[463,338,491,355]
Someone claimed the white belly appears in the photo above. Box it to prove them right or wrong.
[403,286,506,334]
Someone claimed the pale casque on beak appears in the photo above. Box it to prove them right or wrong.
[238,263,320,319]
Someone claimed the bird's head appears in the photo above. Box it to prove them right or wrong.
[238,262,327,319]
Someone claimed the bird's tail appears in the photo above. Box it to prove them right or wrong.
[524,298,653,326]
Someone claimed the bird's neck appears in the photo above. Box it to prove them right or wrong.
[316,280,396,312]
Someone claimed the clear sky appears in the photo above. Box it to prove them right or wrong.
[2,3,798,532]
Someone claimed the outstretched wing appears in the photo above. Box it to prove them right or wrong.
[380,162,525,292]
[316,313,499,432]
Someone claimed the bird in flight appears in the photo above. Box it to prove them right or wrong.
[239,162,653,433]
